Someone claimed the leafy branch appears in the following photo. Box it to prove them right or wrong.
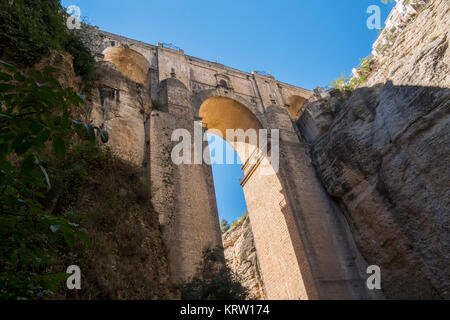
[0,60,106,300]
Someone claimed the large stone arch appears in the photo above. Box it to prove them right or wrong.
[93,31,378,300]
[187,94,378,300]
[102,46,150,84]
[285,95,308,120]
[197,95,319,299]
[192,89,265,127]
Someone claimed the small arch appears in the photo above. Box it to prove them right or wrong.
[199,96,265,167]
[200,96,312,299]
[159,77,188,91]
[158,77,190,113]
[285,95,308,120]
[192,89,264,127]
[219,80,228,88]
[102,46,150,84]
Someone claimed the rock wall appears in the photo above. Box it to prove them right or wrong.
[298,0,449,299]
[222,217,267,300]
[85,28,378,300]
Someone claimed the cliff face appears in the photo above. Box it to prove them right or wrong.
[222,217,266,300]
[298,0,449,299]
[35,51,175,300]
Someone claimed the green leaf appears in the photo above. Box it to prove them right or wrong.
[21,155,35,175]
[0,72,13,81]
[14,72,26,82]
[85,125,95,141]
[15,140,33,155]
[28,70,43,81]
[62,228,76,247]
[0,60,16,72]
[43,66,57,74]
[52,136,66,159]
[44,76,61,89]
[76,230,92,247]
[0,83,15,92]
[72,120,84,137]
[0,143,8,159]
[37,129,51,144]
[99,129,109,143]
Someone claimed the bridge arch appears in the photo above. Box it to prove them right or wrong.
[93,32,375,300]
[198,96,263,164]
[285,95,308,120]
[102,46,150,84]
[193,89,264,124]
[198,95,317,299]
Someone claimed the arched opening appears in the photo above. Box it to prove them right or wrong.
[286,95,308,120]
[199,96,263,164]
[199,96,312,300]
[219,80,228,88]
[207,133,247,225]
[102,46,150,84]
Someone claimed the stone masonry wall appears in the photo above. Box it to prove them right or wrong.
[85,26,382,299]
[299,0,449,299]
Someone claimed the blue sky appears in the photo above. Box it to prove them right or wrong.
[207,134,247,224]
[61,0,395,223]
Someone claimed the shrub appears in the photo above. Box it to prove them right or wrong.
[0,0,95,84]
[330,58,373,94]
[180,246,248,300]
[220,218,230,234]
[0,61,87,299]
[64,33,95,83]
[0,61,107,299]
[231,211,248,229]
[0,0,67,66]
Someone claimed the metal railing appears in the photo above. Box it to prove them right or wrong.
[161,42,181,51]
[254,70,273,77]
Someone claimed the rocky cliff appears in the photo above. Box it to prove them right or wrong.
[34,51,174,300]
[297,0,449,299]
[222,217,266,300]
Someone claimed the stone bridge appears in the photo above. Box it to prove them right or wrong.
[87,29,378,299]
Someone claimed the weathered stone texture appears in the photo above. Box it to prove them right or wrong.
[300,0,449,299]
[222,217,266,300]
[89,62,150,166]
[84,24,383,300]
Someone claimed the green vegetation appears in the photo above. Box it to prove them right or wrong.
[0,1,171,300]
[0,60,169,299]
[430,34,440,42]
[376,28,399,55]
[319,100,334,114]
[0,60,105,299]
[64,32,96,84]
[180,246,248,300]
[330,58,374,94]
[0,0,95,83]
[46,142,168,300]
[231,211,248,229]
[220,218,230,234]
